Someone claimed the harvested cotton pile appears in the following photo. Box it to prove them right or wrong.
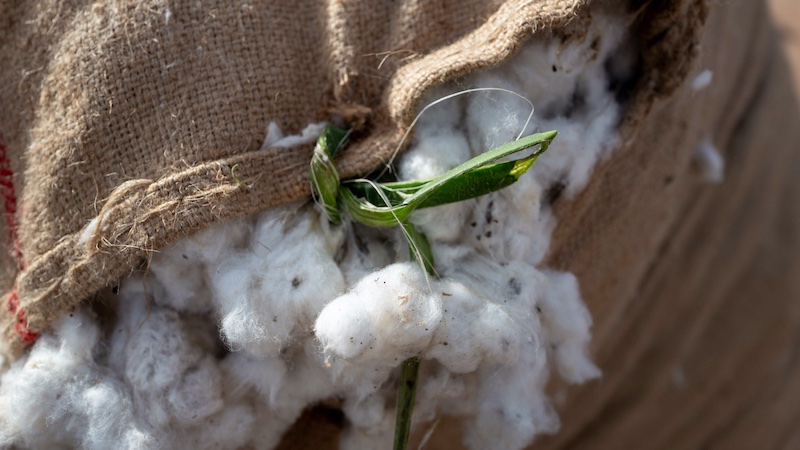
[0,13,632,450]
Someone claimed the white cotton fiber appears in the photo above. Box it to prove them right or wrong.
[114,298,225,430]
[694,139,725,183]
[0,312,156,450]
[691,70,713,91]
[210,205,346,356]
[315,262,442,364]
[539,270,601,383]
[400,18,627,268]
[0,11,632,449]
[262,121,329,149]
[424,276,525,373]
[466,341,558,450]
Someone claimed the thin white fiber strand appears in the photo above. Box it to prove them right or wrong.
[378,87,535,180]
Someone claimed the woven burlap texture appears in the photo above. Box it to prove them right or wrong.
[0,0,701,357]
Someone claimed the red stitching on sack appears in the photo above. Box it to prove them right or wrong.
[6,288,38,344]
[1,133,37,345]
[0,134,23,269]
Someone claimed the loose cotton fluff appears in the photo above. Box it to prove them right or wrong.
[0,13,633,450]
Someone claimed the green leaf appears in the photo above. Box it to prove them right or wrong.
[341,130,555,227]
[345,152,544,210]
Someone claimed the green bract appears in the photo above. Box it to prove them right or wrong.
[309,126,349,224]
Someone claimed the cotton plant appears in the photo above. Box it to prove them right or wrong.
[309,123,557,449]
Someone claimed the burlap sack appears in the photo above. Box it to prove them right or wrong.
[0,0,704,357]
[9,0,797,448]
[273,0,800,447]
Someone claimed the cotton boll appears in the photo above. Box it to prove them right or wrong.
[52,309,101,362]
[249,204,324,258]
[426,252,548,373]
[538,270,601,383]
[220,351,288,405]
[211,206,346,356]
[503,19,624,199]
[316,262,442,365]
[0,410,17,449]
[533,117,602,196]
[79,382,157,450]
[0,322,87,449]
[167,356,225,424]
[221,339,336,423]
[105,281,149,373]
[530,77,621,197]
[466,341,559,450]
[401,142,475,242]
[116,301,225,430]
[423,279,486,373]
[212,257,288,356]
[0,311,155,450]
[147,242,214,314]
[435,246,547,318]
[248,205,345,314]
[425,278,522,373]
[185,353,292,449]
[122,307,202,392]
[408,202,474,244]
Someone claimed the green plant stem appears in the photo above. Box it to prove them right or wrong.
[394,356,420,450]
[394,221,435,450]
[339,130,555,228]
